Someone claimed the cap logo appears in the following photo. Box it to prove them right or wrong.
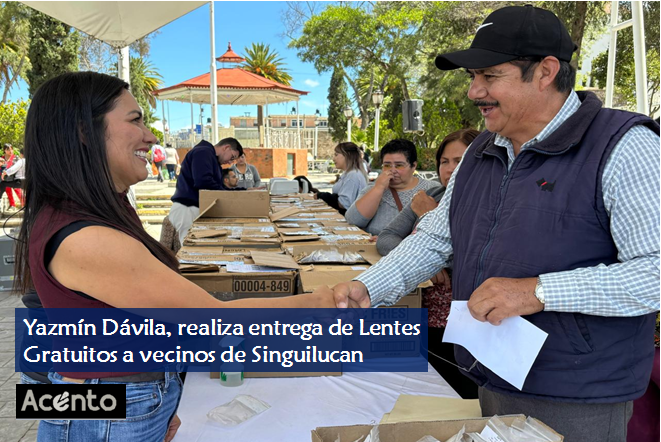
[476,22,493,33]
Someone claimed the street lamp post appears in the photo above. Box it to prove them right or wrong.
[372,90,384,152]
[343,106,353,142]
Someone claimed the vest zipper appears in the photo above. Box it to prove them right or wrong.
[472,143,574,288]
[473,152,514,290]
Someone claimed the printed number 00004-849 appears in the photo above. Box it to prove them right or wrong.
[233,279,291,293]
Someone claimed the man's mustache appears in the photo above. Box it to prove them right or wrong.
[474,100,499,107]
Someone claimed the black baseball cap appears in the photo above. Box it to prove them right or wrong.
[435,5,577,70]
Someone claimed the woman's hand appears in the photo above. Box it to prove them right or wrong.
[374,169,393,190]
[410,191,438,217]
[164,414,181,442]
[310,286,343,308]
[431,268,451,289]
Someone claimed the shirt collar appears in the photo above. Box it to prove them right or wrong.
[494,90,581,151]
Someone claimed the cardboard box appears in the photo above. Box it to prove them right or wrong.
[179,246,298,299]
[199,189,270,218]
[183,270,297,300]
[311,415,563,442]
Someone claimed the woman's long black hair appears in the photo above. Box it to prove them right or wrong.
[14,72,179,294]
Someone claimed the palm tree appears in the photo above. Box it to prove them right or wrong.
[241,43,292,86]
[241,43,293,145]
[129,56,163,109]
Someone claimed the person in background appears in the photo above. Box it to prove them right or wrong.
[222,169,239,189]
[15,71,336,442]
[345,139,440,235]
[330,5,660,440]
[0,148,25,211]
[169,137,244,244]
[231,152,262,189]
[151,142,166,182]
[0,143,23,210]
[164,143,179,181]
[359,144,371,173]
[316,142,367,215]
[376,128,479,398]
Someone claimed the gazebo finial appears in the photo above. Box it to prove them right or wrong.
[217,41,245,64]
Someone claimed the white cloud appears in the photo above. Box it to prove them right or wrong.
[304,79,319,88]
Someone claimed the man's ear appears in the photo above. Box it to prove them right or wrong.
[538,56,560,92]
[412,161,418,170]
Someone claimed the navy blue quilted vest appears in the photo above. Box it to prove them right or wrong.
[449,91,659,403]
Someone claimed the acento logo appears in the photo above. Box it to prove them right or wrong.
[52,391,70,411]
[17,384,126,420]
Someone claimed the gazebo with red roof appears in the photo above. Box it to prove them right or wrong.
[153,43,310,178]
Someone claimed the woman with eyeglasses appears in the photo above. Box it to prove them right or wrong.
[345,139,441,236]
[315,142,367,215]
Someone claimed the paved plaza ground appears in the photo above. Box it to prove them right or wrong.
[0,172,336,441]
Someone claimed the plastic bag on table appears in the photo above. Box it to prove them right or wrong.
[298,248,364,264]
[509,417,561,442]
[206,394,270,427]
[444,425,466,442]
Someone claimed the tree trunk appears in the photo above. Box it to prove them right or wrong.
[2,55,25,105]
[569,1,588,70]
[344,72,370,130]
[257,105,264,146]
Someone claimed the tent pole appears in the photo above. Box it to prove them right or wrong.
[161,99,168,144]
[118,46,131,90]
[632,1,648,115]
[297,101,301,150]
[190,90,195,147]
[265,98,269,148]
[209,1,219,142]
[605,1,619,108]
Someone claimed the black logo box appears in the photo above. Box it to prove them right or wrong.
[16,384,127,420]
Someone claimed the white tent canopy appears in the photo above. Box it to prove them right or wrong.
[22,1,207,48]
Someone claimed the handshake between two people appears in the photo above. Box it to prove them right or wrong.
[310,276,545,327]
[312,281,372,309]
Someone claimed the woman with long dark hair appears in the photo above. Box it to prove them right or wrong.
[315,142,367,215]
[15,72,335,442]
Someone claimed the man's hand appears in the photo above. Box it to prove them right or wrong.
[410,191,438,217]
[374,169,393,190]
[332,281,371,308]
[164,414,181,442]
[467,277,542,325]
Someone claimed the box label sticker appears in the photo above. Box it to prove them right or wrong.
[232,278,292,294]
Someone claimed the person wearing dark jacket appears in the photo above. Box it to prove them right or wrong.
[169,138,243,244]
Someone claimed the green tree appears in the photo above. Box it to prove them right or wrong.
[241,42,292,135]
[109,56,163,125]
[241,42,292,85]
[291,3,424,129]
[327,67,351,142]
[0,2,31,103]
[0,99,29,148]
[591,1,660,116]
[26,10,79,98]
[537,2,609,70]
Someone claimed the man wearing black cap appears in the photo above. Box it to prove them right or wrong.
[328,5,660,441]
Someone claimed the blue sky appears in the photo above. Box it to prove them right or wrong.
[9,1,334,133]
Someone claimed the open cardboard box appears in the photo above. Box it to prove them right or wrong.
[311,415,563,441]
[198,189,270,218]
